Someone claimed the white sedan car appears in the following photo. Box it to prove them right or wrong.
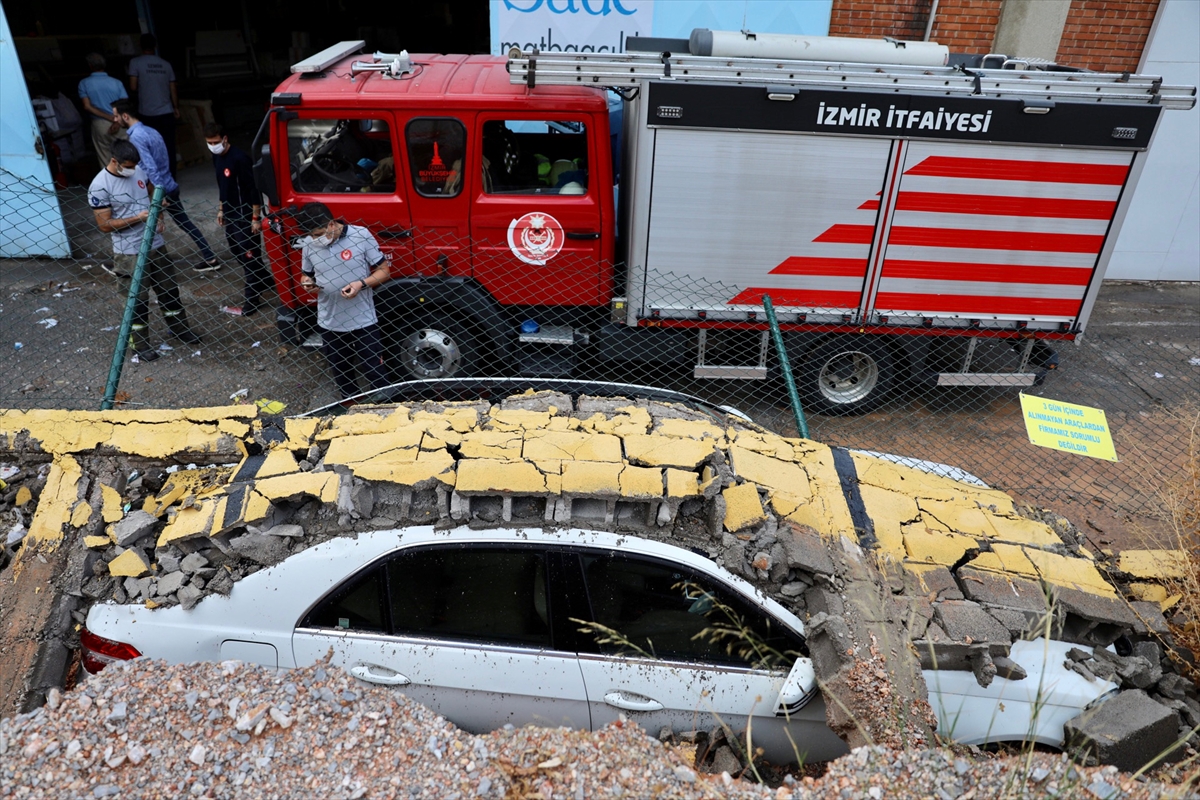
[83,526,1115,763]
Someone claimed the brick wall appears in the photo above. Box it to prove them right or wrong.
[829,0,1003,53]
[1055,0,1159,72]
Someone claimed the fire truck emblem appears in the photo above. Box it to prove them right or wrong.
[507,212,564,266]
[340,249,353,261]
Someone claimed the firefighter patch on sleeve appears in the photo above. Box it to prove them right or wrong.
[507,212,564,266]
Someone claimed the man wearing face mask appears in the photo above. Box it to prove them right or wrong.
[294,202,392,402]
[112,98,221,272]
[88,140,201,361]
[204,123,273,316]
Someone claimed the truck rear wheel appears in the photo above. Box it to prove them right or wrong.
[800,336,894,416]
[393,319,481,380]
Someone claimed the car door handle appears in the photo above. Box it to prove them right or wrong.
[566,231,601,240]
[349,664,410,686]
[378,228,412,240]
[603,691,663,712]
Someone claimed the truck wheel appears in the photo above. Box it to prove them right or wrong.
[394,319,480,380]
[800,336,894,416]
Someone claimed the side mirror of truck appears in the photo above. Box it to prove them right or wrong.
[254,144,280,208]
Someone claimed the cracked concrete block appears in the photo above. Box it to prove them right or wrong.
[806,611,855,676]
[177,584,203,610]
[722,483,765,532]
[180,552,209,572]
[524,430,622,462]
[958,567,1047,620]
[157,553,181,572]
[455,459,546,495]
[985,515,1062,548]
[500,390,572,413]
[229,532,290,566]
[261,524,304,539]
[84,534,112,549]
[729,446,809,498]
[623,435,716,470]
[1048,585,1139,646]
[967,543,1039,578]
[804,586,845,618]
[560,461,622,496]
[1118,549,1188,581]
[156,499,218,548]
[107,548,151,578]
[350,449,455,488]
[156,570,187,596]
[903,563,964,601]
[1024,549,1117,597]
[1128,601,1171,636]
[781,523,836,576]
[1065,690,1182,772]
[618,465,663,499]
[902,528,979,567]
[652,418,726,442]
[256,448,300,478]
[932,600,1012,647]
[664,468,699,499]
[487,409,551,431]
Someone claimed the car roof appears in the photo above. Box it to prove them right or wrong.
[274,54,608,113]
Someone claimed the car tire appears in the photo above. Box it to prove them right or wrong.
[387,316,481,380]
[799,335,894,416]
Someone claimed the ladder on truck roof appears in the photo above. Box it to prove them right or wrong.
[507,50,1196,110]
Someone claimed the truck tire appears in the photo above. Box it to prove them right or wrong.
[799,336,894,416]
[389,318,481,380]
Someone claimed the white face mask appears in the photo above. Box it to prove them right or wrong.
[311,231,334,247]
[116,165,137,178]
[207,141,226,155]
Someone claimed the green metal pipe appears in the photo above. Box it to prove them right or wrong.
[763,294,810,440]
[102,186,165,411]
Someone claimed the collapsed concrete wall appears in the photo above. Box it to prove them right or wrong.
[0,394,1193,769]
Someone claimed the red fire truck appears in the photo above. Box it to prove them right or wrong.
[252,32,1194,413]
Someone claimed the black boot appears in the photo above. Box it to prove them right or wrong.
[128,326,160,362]
[164,309,202,344]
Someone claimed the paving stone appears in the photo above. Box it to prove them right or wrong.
[111,510,157,547]
[1065,689,1183,772]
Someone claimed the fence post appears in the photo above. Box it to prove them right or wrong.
[101,185,165,411]
[763,294,810,440]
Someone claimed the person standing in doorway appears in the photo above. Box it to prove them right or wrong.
[78,53,129,168]
[295,203,392,401]
[88,139,201,361]
[113,99,221,272]
[205,123,273,316]
[127,34,181,179]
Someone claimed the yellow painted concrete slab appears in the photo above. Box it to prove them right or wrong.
[665,468,699,499]
[623,435,715,470]
[25,455,82,548]
[903,562,953,596]
[318,409,410,439]
[257,448,300,478]
[769,491,805,519]
[243,490,274,525]
[217,419,251,439]
[916,499,997,539]
[851,453,976,503]
[1119,549,1189,580]
[619,466,664,499]
[284,417,321,449]
[157,499,217,547]
[487,409,551,432]
[105,421,239,459]
[15,486,32,507]
[84,535,111,549]
[546,416,579,431]
[729,446,810,499]
[254,472,339,504]
[179,405,260,423]
[985,516,1062,548]
[793,446,856,537]
[456,458,546,494]
[524,430,623,462]
[411,408,477,434]
[350,449,455,487]
[969,543,1039,577]
[858,484,919,530]
[653,418,726,442]
[458,431,524,460]
[107,548,151,578]
[1129,582,1169,605]
[872,517,907,562]
[730,430,795,460]
[144,470,220,517]
[324,427,425,466]
[903,527,979,566]
[1023,548,1117,597]
[561,461,622,496]
[723,482,765,532]
[100,484,123,523]
[69,501,91,528]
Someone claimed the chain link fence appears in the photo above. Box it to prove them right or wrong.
[2,182,1197,537]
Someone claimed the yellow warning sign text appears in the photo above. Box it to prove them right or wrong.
[1020,394,1117,462]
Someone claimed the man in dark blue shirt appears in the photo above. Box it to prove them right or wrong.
[205,123,274,315]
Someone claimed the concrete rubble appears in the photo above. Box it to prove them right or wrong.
[0,392,1195,772]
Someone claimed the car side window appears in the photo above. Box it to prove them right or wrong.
[302,566,386,632]
[288,118,396,194]
[481,120,588,195]
[577,553,802,669]
[386,546,551,648]
[406,118,466,197]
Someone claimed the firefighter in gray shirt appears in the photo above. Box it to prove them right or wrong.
[88,139,199,361]
[296,203,392,400]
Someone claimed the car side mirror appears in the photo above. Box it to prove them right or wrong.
[775,657,817,715]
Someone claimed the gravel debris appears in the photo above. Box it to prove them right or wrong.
[0,658,1191,799]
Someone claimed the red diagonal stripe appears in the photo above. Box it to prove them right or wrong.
[883,260,1094,286]
[858,199,880,210]
[728,288,861,307]
[895,192,1117,220]
[770,257,869,277]
[904,156,1129,185]
[874,292,1083,316]
[888,226,1103,254]
[814,224,875,244]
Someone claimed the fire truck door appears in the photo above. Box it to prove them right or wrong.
[398,116,473,278]
[282,115,414,275]
[471,118,605,306]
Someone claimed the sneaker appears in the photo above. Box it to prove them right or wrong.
[133,349,160,363]
[194,260,222,273]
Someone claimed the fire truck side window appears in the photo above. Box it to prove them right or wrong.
[406,118,466,198]
[482,120,588,195]
[288,118,395,194]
